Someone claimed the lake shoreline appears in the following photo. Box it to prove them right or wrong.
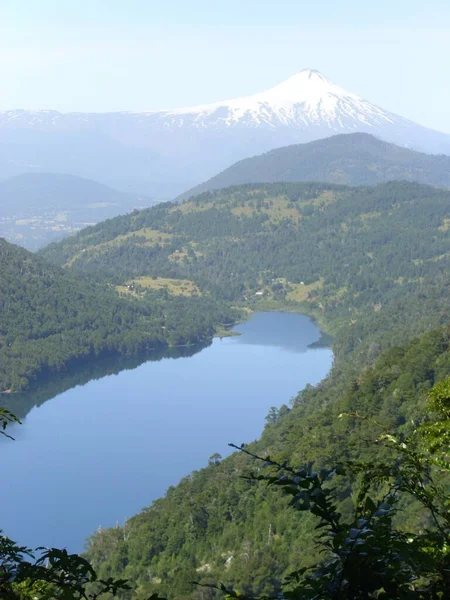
[3,304,333,418]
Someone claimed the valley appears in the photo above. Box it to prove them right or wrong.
[84,325,450,599]
[40,179,450,369]
[0,237,237,394]
[2,27,450,596]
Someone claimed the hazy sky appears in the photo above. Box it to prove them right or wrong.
[1,0,450,132]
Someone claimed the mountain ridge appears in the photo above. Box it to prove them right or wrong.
[0,70,436,133]
[177,133,450,200]
[40,180,450,371]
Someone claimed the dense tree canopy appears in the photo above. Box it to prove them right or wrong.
[0,238,236,393]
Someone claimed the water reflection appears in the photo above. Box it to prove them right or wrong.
[231,312,332,353]
[1,343,209,421]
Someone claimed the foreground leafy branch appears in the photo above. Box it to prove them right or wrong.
[0,533,134,599]
[0,408,21,440]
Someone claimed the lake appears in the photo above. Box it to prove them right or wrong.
[1,312,333,553]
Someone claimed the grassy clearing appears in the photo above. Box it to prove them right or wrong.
[170,201,215,215]
[214,328,241,338]
[168,248,190,262]
[359,211,382,222]
[231,195,301,223]
[168,242,203,262]
[439,218,450,232]
[304,190,337,208]
[102,228,173,247]
[117,276,201,297]
[65,228,173,266]
[414,251,450,266]
[286,280,322,302]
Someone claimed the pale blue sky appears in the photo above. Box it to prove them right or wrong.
[1,0,450,131]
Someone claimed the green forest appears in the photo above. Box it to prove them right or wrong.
[0,238,236,392]
[2,2,450,592]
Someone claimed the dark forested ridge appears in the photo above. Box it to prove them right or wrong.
[0,238,235,393]
[178,133,450,200]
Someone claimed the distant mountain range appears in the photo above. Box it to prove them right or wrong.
[2,70,450,196]
[0,173,155,249]
[179,133,450,200]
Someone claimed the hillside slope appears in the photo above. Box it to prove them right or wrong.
[179,133,450,200]
[0,238,235,393]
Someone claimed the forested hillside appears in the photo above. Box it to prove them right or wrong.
[178,133,450,200]
[41,180,450,367]
[0,238,235,393]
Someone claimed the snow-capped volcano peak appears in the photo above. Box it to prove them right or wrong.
[157,68,400,131]
[248,69,355,104]
[170,69,343,111]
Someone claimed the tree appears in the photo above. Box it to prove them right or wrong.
[265,407,279,425]
[208,453,222,466]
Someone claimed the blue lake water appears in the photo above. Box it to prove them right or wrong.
[1,312,333,553]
